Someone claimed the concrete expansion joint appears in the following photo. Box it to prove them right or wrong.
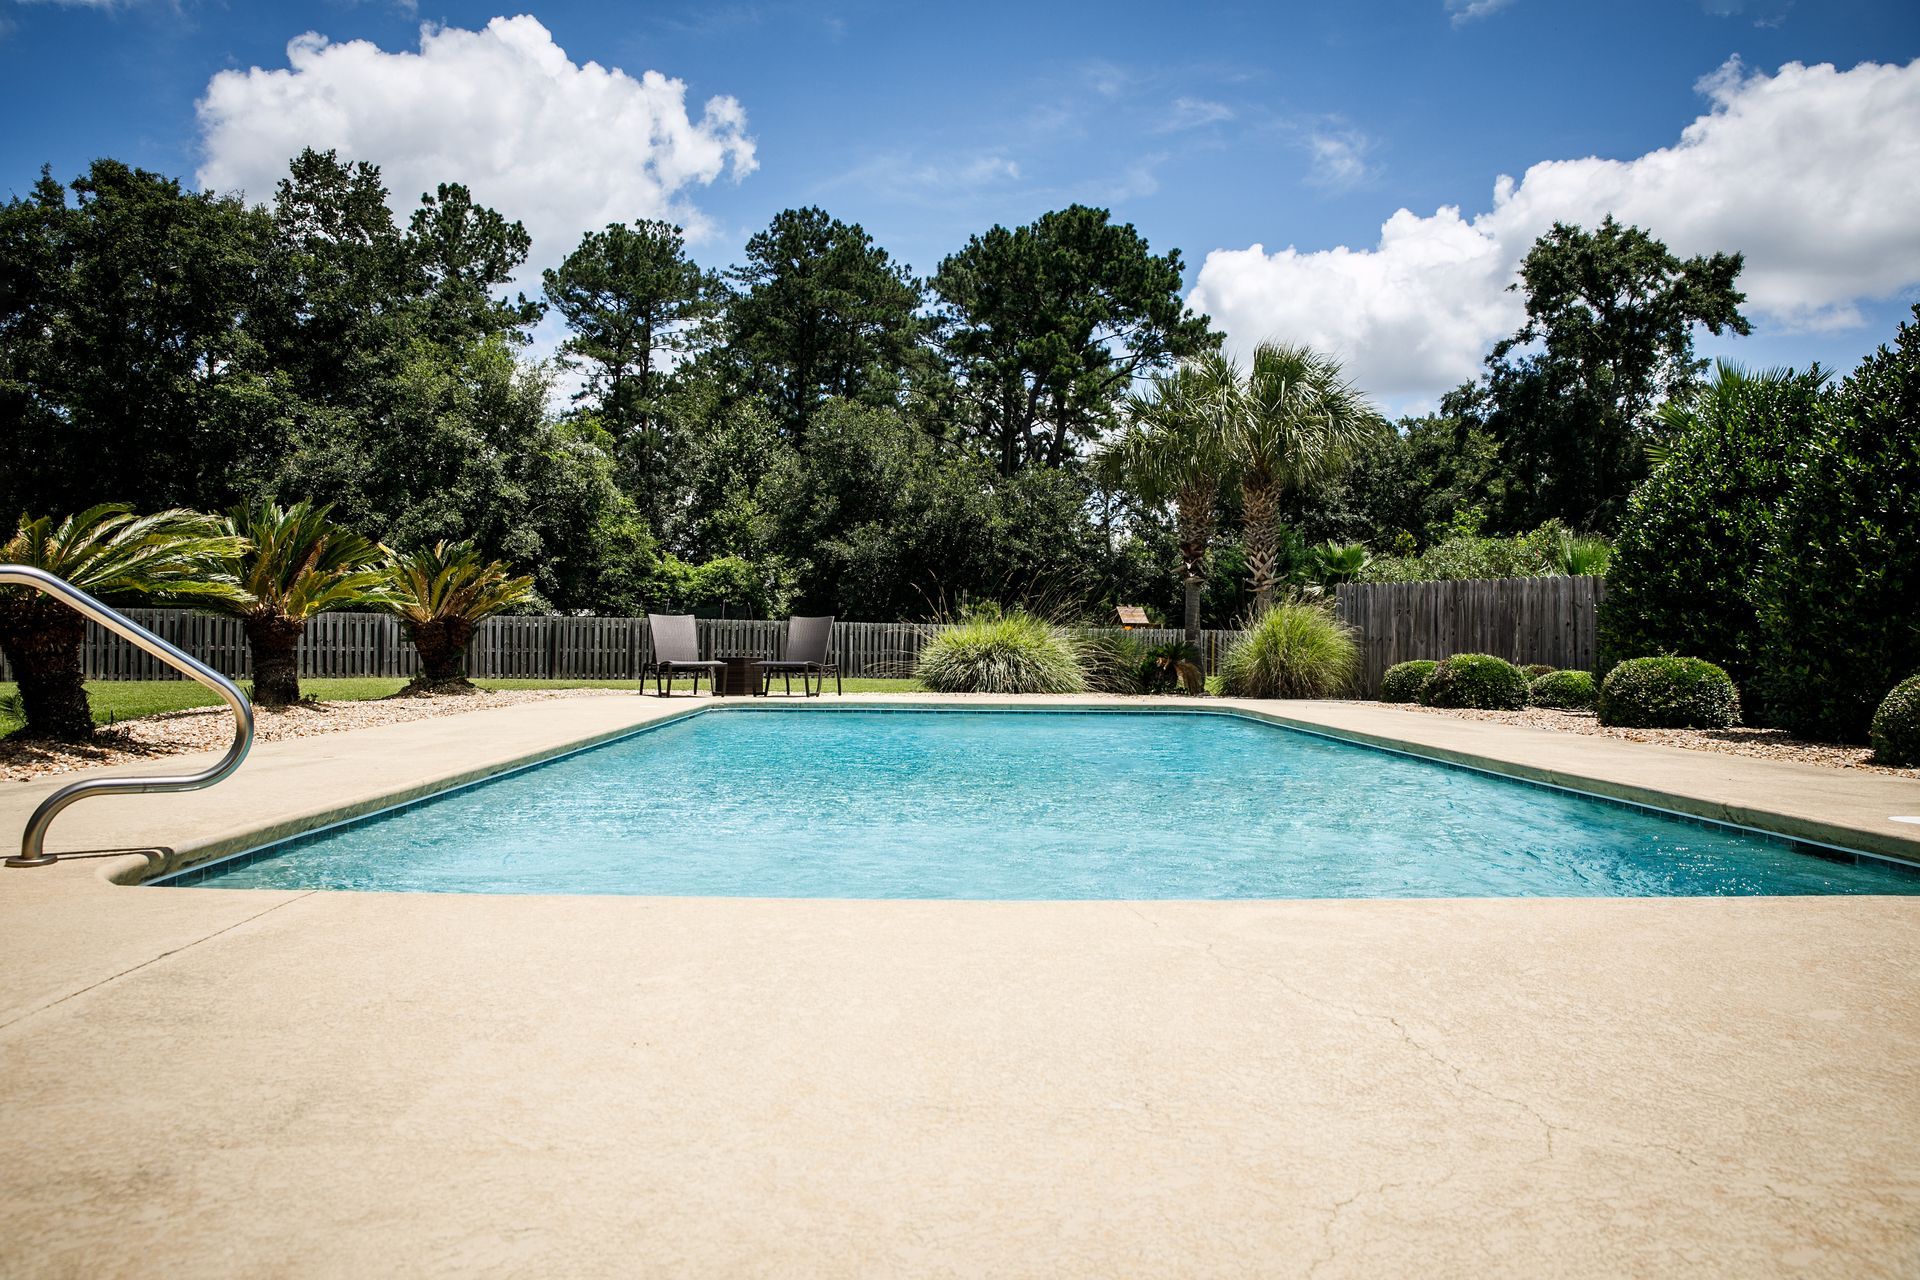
[0,889,319,1034]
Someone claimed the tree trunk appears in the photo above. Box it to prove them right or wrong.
[0,598,93,741]
[1175,483,1213,645]
[402,618,478,694]
[1242,478,1280,615]
[245,614,306,708]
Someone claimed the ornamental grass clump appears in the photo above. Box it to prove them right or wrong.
[1218,602,1358,699]
[1379,660,1437,704]
[1597,656,1739,729]
[914,607,1088,694]
[1529,669,1598,710]
[1869,675,1920,767]
[1423,653,1530,710]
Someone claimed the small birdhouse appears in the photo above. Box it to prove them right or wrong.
[1115,605,1150,630]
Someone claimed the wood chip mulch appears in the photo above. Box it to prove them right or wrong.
[1382,702,1917,778]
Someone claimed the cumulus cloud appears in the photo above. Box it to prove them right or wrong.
[1189,57,1920,402]
[195,15,756,274]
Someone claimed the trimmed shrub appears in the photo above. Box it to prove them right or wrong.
[1869,675,1920,767]
[1529,669,1597,710]
[1423,653,1529,710]
[1380,660,1438,704]
[915,607,1088,694]
[1219,603,1358,699]
[1757,306,1920,742]
[1596,364,1826,720]
[1597,657,1739,729]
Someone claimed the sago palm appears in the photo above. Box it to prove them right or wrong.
[0,505,245,740]
[1231,343,1381,612]
[209,500,386,708]
[1103,353,1235,642]
[379,541,535,693]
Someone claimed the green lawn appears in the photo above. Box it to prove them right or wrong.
[0,675,921,735]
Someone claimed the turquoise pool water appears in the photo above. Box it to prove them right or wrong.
[164,709,1918,899]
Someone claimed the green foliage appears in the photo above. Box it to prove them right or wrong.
[1756,306,1920,742]
[1597,364,1826,710]
[1101,354,1236,636]
[0,505,248,739]
[1523,664,1557,678]
[726,206,926,438]
[212,500,385,623]
[933,204,1218,475]
[1359,520,1609,583]
[1529,669,1597,710]
[1423,654,1530,710]
[1218,602,1358,699]
[378,541,535,630]
[1597,656,1739,729]
[1233,342,1385,609]
[1869,675,1920,768]
[0,505,244,604]
[1472,216,1751,532]
[645,553,795,620]
[542,219,720,525]
[1379,659,1438,704]
[914,606,1089,694]
[1138,640,1205,694]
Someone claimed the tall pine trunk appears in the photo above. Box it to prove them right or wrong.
[1241,477,1280,615]
[0,599,93,741]
[245,614,305,708]
[402,618,477,693]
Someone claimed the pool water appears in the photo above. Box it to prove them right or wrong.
[166,709,1919,899]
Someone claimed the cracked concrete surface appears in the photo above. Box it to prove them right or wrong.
[1,695,1918,1277]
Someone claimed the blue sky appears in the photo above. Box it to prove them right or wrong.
[4,0,1918,406]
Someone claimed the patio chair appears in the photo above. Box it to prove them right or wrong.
[754,615,841,697]
[645,613,725,697]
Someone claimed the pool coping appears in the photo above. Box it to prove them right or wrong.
[133,697,1920,888]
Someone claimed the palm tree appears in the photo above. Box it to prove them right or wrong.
[1231,343,1382,612]
[1102,354,1236,642]
[207,501,386,708]
[378,541,535,694]
[0,506,245,741]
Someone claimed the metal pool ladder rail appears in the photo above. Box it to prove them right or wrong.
[1,565,254,867]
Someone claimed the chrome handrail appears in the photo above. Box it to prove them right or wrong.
[1,565,254,867]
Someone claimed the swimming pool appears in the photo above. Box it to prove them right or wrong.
[160,708,1919,898]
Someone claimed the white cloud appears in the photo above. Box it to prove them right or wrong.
[1189,57,1920,403]
[1446,0,1519,25]
[1303,126,1374,189]
[195,15,756,276]
[1158,96,1235,133]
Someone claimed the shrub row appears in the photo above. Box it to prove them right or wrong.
[1378,654,1740,728]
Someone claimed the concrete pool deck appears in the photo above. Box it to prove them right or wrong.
[2,694,1918,1276]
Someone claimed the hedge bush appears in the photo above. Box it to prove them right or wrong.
[1597,657,1739,729]
[1757,306,1920,742]
[1380,660,1438,704]
[1423,654,1529,710]
[915,606,1087,694]
[1595,365,1825,716]
[1218,603,1358,699]
[1869,675,1920,767]
[1529,669,1597,710]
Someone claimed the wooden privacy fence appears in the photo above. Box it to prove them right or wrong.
[2,578,1602,693]
[1333,576,1607,696]
[3,611,1242,683]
